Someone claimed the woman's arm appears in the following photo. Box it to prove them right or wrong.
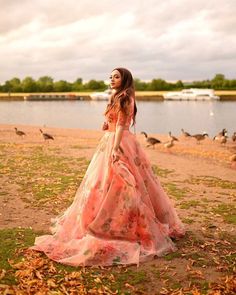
[111,110,128,163]
[112,125,125,163]
[113,125,125,151]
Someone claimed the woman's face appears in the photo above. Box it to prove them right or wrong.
[110,70,122,90]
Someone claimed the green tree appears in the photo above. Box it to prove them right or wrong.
[229,80,236,89]
[134,79,148,91]
[222,80,230,89]
[211,73,225,89]
[5,77,22,92]
[212,73,225,81]
[147,79,171,90]
[2,73,236,93]
[84,80,106,91]
[2,80,11,92]
[54,80,71,92]
[175,80,183,89]
[37,76,54,92]
[202,80,212,88]
[22,77,38,92]
[72,78,84,91]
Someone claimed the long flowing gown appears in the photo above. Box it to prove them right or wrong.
[30,97,185,266]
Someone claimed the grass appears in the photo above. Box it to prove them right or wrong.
[152,165,174,178]
[164,252,182,261]
[163,182,189,200]
[182,217,195,224]
[186,175,236,190]
[201,197,211,203]
[0,144,89,210]
[0,227,149,294]
[211,203,236,224]
[170,281,182,290]
[112,269,148,287]
[217,231,236,243]
[70,145,92,149]
[1,226,233,294]
[179,200,201,209]
[0,228,46,284]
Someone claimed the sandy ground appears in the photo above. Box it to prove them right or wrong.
[0,123,235,229]
[0,123,235,293]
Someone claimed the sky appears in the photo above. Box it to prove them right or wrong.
[0,0,236,83]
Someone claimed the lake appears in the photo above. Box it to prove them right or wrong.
[0,100,235,137]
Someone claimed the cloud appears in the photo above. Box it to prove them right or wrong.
[0,0,236,83]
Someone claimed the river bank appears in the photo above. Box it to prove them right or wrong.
[0,123,235,294]
[0,90,236,101]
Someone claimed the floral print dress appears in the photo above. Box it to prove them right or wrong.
[30,97,185,266]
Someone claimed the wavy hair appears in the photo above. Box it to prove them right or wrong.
[104,67,137,126]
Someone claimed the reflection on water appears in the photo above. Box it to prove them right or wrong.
[0,100,235,137]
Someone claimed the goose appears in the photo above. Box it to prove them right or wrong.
[181,128,191,137]
[191,133,208,144]
[14,127,26,137]
[220,135,227,145]
[219,128,227,137]
[213,128,227,141]
[168,131,178,142]
[141,131,161,148]
[39,129,54,141]
[164,139,175,150]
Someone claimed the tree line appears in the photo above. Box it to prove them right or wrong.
[0,74,235,93]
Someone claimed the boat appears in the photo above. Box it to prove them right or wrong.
[90,89,112,101]
[24,94,82,101]
[163,88,220,100]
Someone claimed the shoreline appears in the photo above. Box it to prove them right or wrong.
[1,91,236,101]
[1,123,235,172]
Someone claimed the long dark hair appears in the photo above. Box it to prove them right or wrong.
[104,67,137,126]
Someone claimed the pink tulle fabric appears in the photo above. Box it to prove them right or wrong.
[30,97,185,266]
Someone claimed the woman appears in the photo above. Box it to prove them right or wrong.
[30,68,185,266]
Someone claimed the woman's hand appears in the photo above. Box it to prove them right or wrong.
[111,148,120,163]
[102,122,109,130]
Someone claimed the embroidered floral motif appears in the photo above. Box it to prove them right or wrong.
[134,156,141,166]
[102,218,112,232]
[108,113,114,123]
[97,135,108,152]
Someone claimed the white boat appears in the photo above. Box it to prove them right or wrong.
[90,89,112,101]
[164,88,220,100]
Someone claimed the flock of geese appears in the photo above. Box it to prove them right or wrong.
[14,127,54,142]
[14,127,235,147]
[13,126,236,165]
[141,128,236,149]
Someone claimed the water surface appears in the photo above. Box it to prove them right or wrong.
[0,100,235,137]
